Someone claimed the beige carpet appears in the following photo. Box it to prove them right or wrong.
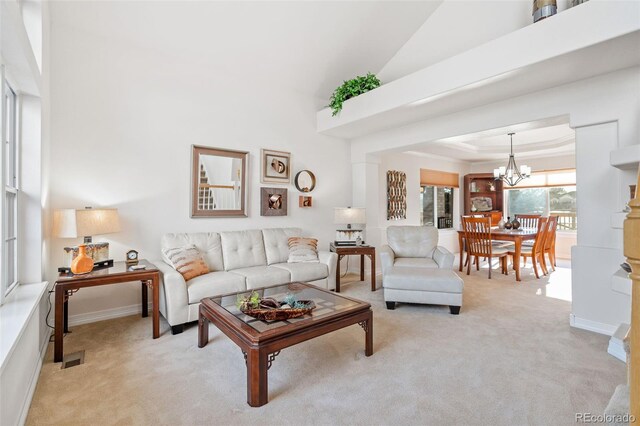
[27,262,626,425]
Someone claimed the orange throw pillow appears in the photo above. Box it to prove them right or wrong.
[162,245,210,281]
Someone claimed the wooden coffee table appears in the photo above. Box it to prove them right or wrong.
[198,282,373,407]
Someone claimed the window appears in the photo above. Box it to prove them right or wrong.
[421,186,454,229]
[2,80,18,299]
[505,170,577,231]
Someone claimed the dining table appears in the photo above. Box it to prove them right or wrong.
[457,227,538,282]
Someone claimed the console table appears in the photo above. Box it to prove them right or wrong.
[329,243,376,292]
[54,260,160,362]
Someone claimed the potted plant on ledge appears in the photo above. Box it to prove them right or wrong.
[328,72,381,116]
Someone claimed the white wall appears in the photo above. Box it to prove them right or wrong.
[48,24,351,321]
[376,152,471,254]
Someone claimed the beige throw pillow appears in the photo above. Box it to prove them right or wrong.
[287,237,320,263]
[162,245,210,281]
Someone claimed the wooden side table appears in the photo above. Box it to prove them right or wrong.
[329,243,376,292]
[54,260,160,362]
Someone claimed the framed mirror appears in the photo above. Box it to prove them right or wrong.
[294,170,316,192]
[191,145,249,218]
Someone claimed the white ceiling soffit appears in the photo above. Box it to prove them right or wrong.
[49,0,442,100]
[317,1,640,139]
[406,122,575,162]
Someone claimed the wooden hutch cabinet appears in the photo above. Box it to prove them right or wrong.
[463,173,504,225]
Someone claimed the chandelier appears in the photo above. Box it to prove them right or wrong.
[493,133,531,187]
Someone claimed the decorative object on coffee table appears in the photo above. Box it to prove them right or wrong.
[387,170,407,220]
[191,145,248,218]
[260,187,288,216]
[261,149,291,184]
[237,291,316,321]
[294,170,316,192]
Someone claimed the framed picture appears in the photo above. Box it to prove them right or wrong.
[261,149,291,184]
[191,145,249,218]
[260,187,288,216]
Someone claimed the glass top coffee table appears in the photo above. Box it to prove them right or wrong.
[198,282,373,407]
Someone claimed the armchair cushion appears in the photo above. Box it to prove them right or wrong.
[393,258,438,269]
[387,226,438,258]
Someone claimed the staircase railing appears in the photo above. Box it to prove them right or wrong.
[625,170,639,419]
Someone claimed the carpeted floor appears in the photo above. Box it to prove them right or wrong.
[26,262,626,425]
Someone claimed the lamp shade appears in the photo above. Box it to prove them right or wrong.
[53,208,121,238]
[334,207,366,225]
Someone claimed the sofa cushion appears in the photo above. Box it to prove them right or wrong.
[228,266,291,289]
[393,258,438,269]
[262,228,301,265]
[162,245,210,281]
[383,268,463,293]
[271,262,328,282]
[186,271,246,304]
[287,237,319,263]
[387,226,438,258]
[162,233,224,271]
[220,230,267,270]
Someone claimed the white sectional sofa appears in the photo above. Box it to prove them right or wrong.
[154,228,338,334]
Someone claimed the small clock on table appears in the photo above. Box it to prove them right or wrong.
[126,249,139,265]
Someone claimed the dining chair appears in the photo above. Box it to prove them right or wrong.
[461,214,487,268]
[461,216,509,279]
[541,215,558,273]
[507,217,548,279]
[515,214,542,229]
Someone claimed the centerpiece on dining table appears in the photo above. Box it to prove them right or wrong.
[236,291,316,321]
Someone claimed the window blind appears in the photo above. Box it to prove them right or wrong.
[509,169,576,188]
[420,169,459,188]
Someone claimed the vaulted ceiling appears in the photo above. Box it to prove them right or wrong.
[50,1,441,101]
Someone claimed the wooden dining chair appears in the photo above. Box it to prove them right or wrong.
[515,214,542,229]
[507,217,548,279]
[461,214,488,268]
[541,215,558,273]
[461,216,509,279]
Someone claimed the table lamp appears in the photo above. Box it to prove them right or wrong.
[334,207,366,246]
[53,207,121,272]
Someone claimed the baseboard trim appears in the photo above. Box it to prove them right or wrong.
[68,303,153,327]
[17,328,51,426]
[569,314,618,336]
[608,340,628,363]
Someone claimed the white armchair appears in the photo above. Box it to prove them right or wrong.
[380,226,462,313]
[380,226,454,277]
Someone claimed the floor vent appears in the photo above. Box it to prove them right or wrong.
[61,351,85,369]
